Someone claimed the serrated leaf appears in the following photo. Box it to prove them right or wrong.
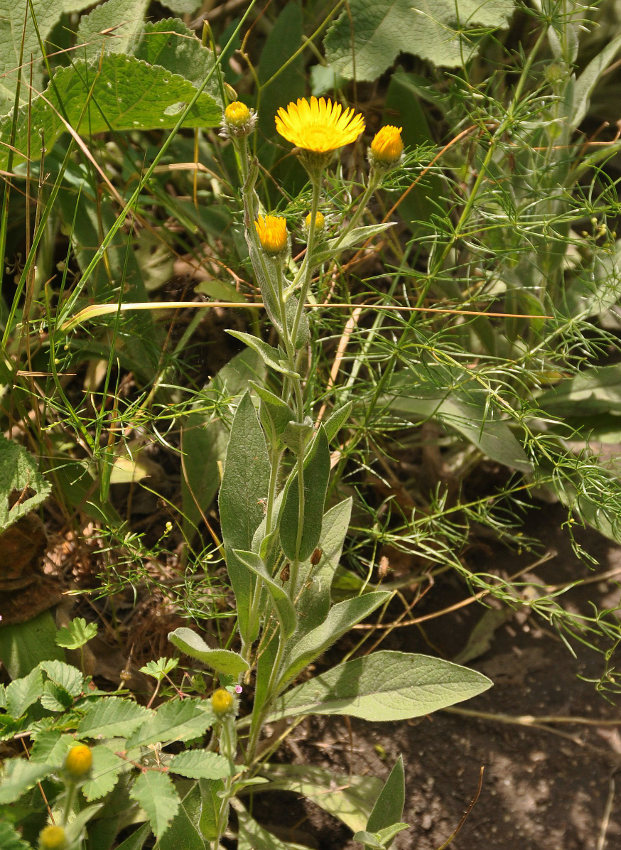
[0,821,32,850]
[76,0,148,61]
[158,782,207,850]
[135,18,218,94]
[40,660,84,696]
[40,681,73,712]
[0,54,221,171]
[126,699,213,749]
[78,696,153,738]
[0,435,51,531]
[260,764,382,833]
[30,731,74,766]
[325,0,515,77]
[82,745,125,802]
[270,651,492,722]
[219,392,271,644]
[130,770,180,840]
[0,0,60,114]
[55,617,98,650]
[167,749,232,780]
[168,627,249,676]
[280,427,330,562]
[5,668,43,718]
[0,759,50,804]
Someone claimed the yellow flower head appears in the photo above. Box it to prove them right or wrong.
[65,743,93,778]
[39,826,67,850]
[222,100,256,137]
[370,126,404,165]
[255,215,288,254]
[275,97,365,153]
[305,210,325,232]
[225,101,250,126]
[211,687,234,715]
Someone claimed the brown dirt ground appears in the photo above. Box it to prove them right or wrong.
[251,503,621,850]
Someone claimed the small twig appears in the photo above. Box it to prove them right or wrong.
[597,772,618,850]
[436,765,485,849]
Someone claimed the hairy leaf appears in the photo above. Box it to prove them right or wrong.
[130,770,180,840]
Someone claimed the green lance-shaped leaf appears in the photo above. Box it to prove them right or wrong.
[168,626,249,676]
[279,426,330,562]
[366,755,405,835]
[167,749,232,780]
[158,782,207,850]
[250,382,295,441]
[269,650,492,722]
[219,392,271,644]
[0,54,221,171]
[234,550,297,640]
[279,591,391,689]
[129,770,180,840]
[226,331,299,378]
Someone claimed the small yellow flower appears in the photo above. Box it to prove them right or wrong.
[211,688,234,715]
[222,100,256,137]
[65,743,93,779]
[39,825,67,850]
[305,211,325,231]
[225,101,250,126]
[370,125,404,166]
[255,215,288,254]
[275,97,365,153]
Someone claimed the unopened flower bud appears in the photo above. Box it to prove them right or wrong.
[255,215,288,255]
[39,826,67,850]
[211,688,234,715]
[305,210,325,232]
[222,101,257,138]
[64,743,93,779]
[369,125,404,167]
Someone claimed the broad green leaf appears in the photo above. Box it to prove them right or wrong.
[5,668,43,718]
[198,778,224,841]
[0,759,50,804]
[536,365,621,417]
[270,651,492,722]
[40,681,73,712]
[250,382,295,440]
[260,764,382,833]
[55,617,98,650]
[366,756,405,835]
[280,592,391,689]
[572,34,621,128]
[135,18,217,94]
[219,392,271,643]
[181,414,228,539]
[280,427,331,563]
[292,497,353,637]
[76,0,148,61]
[0,821,32,850]
[0,434,50,531]
[324,0,515,77]
[158,782,207,850]
[167,749,232,780]
[237,806,309,850]
[227,331,298,378]
[323,401,353,443]
[30,731,74,766]
[78,696,153,738]
[160,0,201,11]
[0,611,64,679]
[168,627,249,676]
[353,824,409,847]
[82,745,126,802]
[384,369,532,473]
[0,0,59,114]
[0,54,221,171]
[130,770,180,840]
[126,698,213,749]
[233,550,297,640]
[40,660,84,697]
